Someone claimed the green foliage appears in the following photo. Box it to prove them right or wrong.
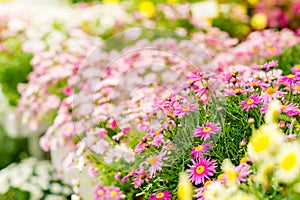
[0,37,33,106]
[266,43,300,75]
[212,16,250,40]
[0,188,30,200]
[0,125,28,169]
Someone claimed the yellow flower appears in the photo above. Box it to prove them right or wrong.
[102,0,119,3]
[248,124,284,161]
[250,13,268,30]
[253,161,274,184]
[232,191,258,200]
[265,100,281,124]
[221,159,237,186]
[167,0,178,4]
[139,1,155,18]
[247,0,259,6]
[275,142,300,183]
[177,172,193,200]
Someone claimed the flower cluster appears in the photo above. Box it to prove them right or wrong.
[0,158,72,200]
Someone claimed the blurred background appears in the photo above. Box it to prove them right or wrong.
[0,0,300,199]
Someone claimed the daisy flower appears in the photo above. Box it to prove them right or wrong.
[174,102,199,117]
[240,94,262,112]
[177,172,193,200]
[149,190,172,200]
[248,124,284,161]
[147,152,165,178]
[235,163,252,184]
[107,186,123,200]
[187,157,216,185]
[93,184,107,200]
[189,143,211,159]
[278,74,299,84]
[275,142,300,183]
[193,122,221,140]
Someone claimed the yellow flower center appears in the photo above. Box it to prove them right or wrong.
[182,106,190,112]
[156,192,165,198]
[280,153,297,171]
[297,64,300,70]
[247,99,255,105]
[97,189,104,196]
[203,127,211,133]
[204,180,212,187]
[111,190,118,197]
[269,47,276,53]
[252,46,259,53]
[227,169,237,183]
[147,156,158,165]
[265,87,276,95]
[196,166,205,174]
[139,1,155,18]
[281,105,286,110]
[251,133,270,153]
[296,86,300,91]
[240,157,248,164]
[287,74,295,79]
[195,145,203,152]
[234,88,242,93]
[217,173,224,181]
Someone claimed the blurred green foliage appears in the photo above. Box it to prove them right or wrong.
[212,17,250,40]
[0,37,33,106]
[0,125,28,169]
[265,43,300,75]
[0,188,30,200]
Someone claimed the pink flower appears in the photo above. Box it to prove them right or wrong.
[149,190,172,200]
[63,86,73,96]
[187,157,217,185]
[132,166,149,189]
[240,94,262,112]
[93,184,107,200]
[150,134,164,147]
[235,163,252,184]
[107,186,123,200]
[147,152,165,178]
[174,102,199,117]
[193,122,221,140]
[189,143,211,159]
[278,74,299,84]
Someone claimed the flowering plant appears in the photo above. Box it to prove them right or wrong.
[0,158,72,200]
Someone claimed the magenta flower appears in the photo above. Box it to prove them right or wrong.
[240,94,262,112]
[187,157,216,185]
[93,184,107,200]
[189,143,211,159]
[149,190,172,200]
[278,74,299,84]
[193,122,221,140]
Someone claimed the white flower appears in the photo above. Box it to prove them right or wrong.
[275,142,300,183]
[71,194,81,200]
[50,183,63,193]
[91,139,110,155]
